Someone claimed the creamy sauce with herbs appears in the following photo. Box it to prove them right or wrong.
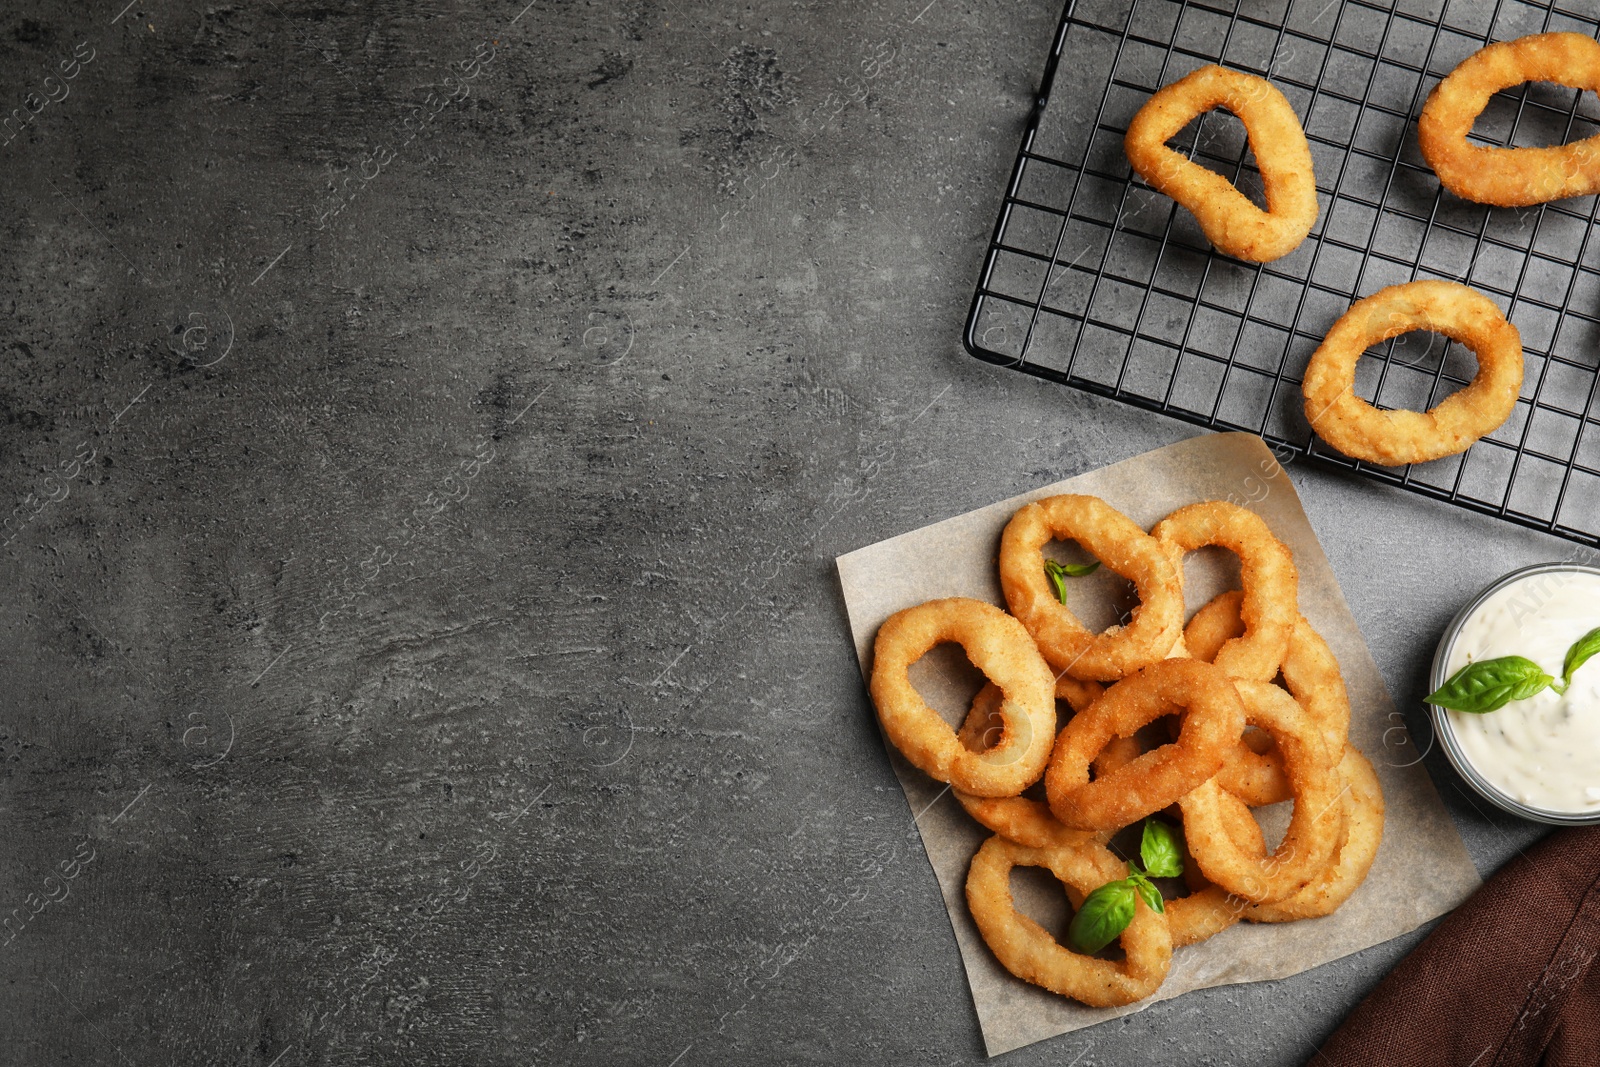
[1446,570,1600,814]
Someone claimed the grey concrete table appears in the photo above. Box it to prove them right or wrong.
[0,0,1556,1063]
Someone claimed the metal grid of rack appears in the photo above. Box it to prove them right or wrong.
[965,0,1600,546]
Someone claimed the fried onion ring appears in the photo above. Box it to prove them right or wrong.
[967,677,1137,776]
[1419,33,1600,207]
[1124,65,1318,263]
[870,598,1056,797]
[1166,791,1264,947]
[999,495,1184,682]
[1053,673,1105,716]
[1214,731,1293,808]
[1301,280,1523,466]
[965,834,1172,1007]
[1179,680,1344,904]
[1183,588,1248,663]
[1187,591,1353,758]
[1282,618,1352,760]
[1247,745,1385,922]
[1182,589,1289,805]
[1046,659,1246,831]
[954,682,1130,848]
[1153,501,1299,682]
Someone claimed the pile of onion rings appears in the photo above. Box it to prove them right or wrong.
[868,494,1383,1007]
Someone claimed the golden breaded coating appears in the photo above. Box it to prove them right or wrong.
[1125,65,1317,262]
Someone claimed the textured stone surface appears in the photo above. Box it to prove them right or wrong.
[0,0,1556,1064]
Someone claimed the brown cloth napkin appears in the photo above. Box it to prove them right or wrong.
[1311,827,1600,1067]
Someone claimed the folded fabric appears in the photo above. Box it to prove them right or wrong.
[1311,827,1600,1067]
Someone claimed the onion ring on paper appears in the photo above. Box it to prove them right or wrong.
[1184,588,1248,664]
[1301,280,1523,467]
[1124,65,1318,263]
[999,495,1184,682]
[959,679,1137,771]
[1046,659,1246,832]
[1418,33,1600,206]
[1187,591,1353,759]
[1053,673,1106,716]
[1179,680,1344,904]
[870,598,1057,797]
[1182,590,1288,805]
[1166,791,1264,947]
[1247,745,1385,922]
[1282,618,1352,760]
[954,683,1133,848]
[1153,501,1299,682]
[1215,730,1293,808]
[965,834,1173,1007]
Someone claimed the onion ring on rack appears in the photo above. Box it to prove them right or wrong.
[955,682,1139,847]
[999,495,1184,682]
[965,834,1173,1007]
[1179,680,1344,904]
[1047,659,1246,832]
[1124,65,1318,263]
[1153,501,1299,682]
[1247,745,1385,922]
[1301,280,1523,467]
[870,598,1057,797]
[1418,33,1600,206]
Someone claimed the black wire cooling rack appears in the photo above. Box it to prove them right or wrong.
[966,0,1600,546]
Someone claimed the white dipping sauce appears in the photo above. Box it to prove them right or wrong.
[1445,570,1600,814]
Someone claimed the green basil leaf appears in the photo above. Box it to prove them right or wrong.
[1507,669,1557,703]
[1043,560,1100,605]
[1131,875,1164,915]
[1068,880,1136,954]
[1044,562,1068,605]
[1561,626,1600,693]
[1425,656,1554,714]
[1139,818,1184,879]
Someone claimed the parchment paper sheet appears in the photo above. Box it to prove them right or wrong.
[836,433,1481,1057]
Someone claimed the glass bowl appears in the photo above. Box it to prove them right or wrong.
[1429,562,1600,827]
